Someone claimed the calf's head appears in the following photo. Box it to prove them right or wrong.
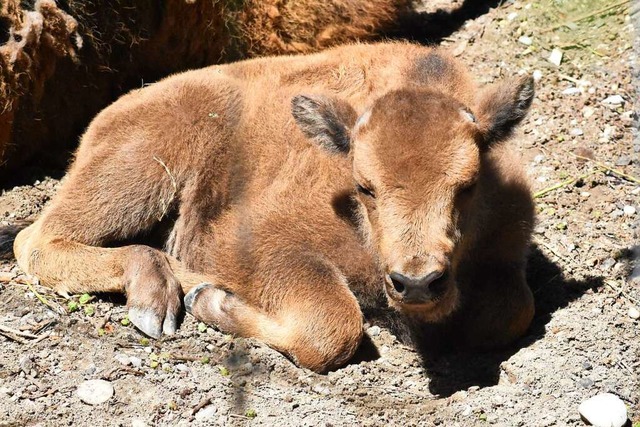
[292,76,534,321]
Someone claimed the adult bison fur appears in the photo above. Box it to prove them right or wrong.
[0,0,411,179]
[8,42,535,373]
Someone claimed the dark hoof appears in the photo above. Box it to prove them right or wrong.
[184,283,214,315]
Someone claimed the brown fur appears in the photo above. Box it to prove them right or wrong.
[10,42,535,373]
[0,0,411,178]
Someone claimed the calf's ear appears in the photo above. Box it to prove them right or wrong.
[475,76,534,147]
[291,94,357,154]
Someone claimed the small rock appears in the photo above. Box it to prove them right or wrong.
[570,128,583,136]
[76,379,114,405]
[19,355,35,375]
[601,258,616,270]
[548,48,563,66]
[195,404,218,421]
[507,12,518,21]
[628,306,640,319]
[602,95,624,106]
[533,70,543,81]
[312,384,331,395]
[131,419,148,427]
[623,205,636,216]
[367,325,381,336]
[562,87,581,95]
[115,354,131,366]
[175,364,191,373]
[129,356,142,368]
[615,156,631,166]
[518,36,532,46]
[578,393,628,427]
[582,106,595,118]
[578,377,594,388]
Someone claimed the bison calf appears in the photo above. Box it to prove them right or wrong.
[10,42,535,372]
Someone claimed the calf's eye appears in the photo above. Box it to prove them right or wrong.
[356,183,376,198]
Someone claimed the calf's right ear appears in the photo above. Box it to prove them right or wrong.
[475,75,535,147]
[291,94,357,154]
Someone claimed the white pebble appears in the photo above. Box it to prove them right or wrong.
[518,36,533,46]
[367,325,381,336]
[76,379,114,405]
[507,12,518,21]
[583,107,595,118]
[131,419,148,427]
[195,404,218,421]
[623,205,636,216]
[548,48,563,66]
[602,95,624,106]
[532,70,543,82]
[578,393,628,427]
[129,356,142,368]
[570,128,583,136]
[629,306,640,319]
[562,87,581,95]
[115,354,130,366]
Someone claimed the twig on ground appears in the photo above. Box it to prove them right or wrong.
[533,171,594,199]
[191,397,213,416]
[573,154,640,184]
[542,0,630,33]
[0,323,39,339]
[605,280,640,306]
[229,414,251,420]
[29,331,52,345]
[0,329,28,344]
[25,280,66,315]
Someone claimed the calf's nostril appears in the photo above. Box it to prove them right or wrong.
[420,270,444,288]
[389,272,408,294]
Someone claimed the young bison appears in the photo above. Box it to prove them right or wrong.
[10,42,535,372]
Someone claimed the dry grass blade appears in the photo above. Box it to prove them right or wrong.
[541,0,630,33]
[573,154,640,184]
[533,171,594,198]
[25,280,66,315]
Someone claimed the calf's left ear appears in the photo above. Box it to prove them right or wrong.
[475,76,534,147]
[291,94,357,154]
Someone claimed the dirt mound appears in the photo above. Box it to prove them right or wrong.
[0,0,412,181]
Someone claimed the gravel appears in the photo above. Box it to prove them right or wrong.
[0,0,638,426]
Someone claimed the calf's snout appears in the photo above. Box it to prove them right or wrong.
[387,269,447,304]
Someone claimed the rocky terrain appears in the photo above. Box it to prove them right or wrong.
[0,0,638,425]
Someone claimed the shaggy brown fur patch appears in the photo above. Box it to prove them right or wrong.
[0,0,412,179]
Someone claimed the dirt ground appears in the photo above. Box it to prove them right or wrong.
[0,0,638,426]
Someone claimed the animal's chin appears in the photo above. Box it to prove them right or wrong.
[384,280,460,322]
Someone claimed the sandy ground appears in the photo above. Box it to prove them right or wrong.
[0,0,638,426]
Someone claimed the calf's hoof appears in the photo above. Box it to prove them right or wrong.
[128,307,178,339]
[184,283,238,331]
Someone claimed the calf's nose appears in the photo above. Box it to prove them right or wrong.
[388,270,445,303]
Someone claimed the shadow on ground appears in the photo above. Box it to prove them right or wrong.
[406,244,603,397]
[388,0,503,44]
